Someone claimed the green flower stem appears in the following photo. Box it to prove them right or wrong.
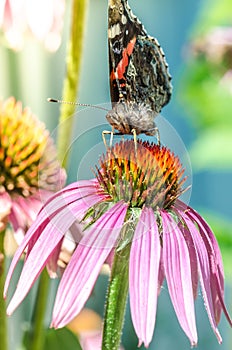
[7,49,21,99]
[102,243,131,350]
[57,0,88,168]
[0,229,8,350]
[27,269,50,350]
[27,1,87,348]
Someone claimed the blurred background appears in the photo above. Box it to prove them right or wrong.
[0,0,231,349]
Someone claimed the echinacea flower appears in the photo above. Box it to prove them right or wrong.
[4,139,232,348]
[0,97,66,234]
[79,330,124,350]
[67,308,124,350]
[192,26,232,65]
[0,191,11,232]
[0,0,65,51]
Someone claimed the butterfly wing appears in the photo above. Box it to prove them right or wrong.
[125,35,172,114]
[108,0,172,111]
[108,0,140,102]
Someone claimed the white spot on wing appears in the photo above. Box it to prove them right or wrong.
[108,23,121,38]
[122,14,127,24]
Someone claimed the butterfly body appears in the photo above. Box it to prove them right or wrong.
[107,0,172,136]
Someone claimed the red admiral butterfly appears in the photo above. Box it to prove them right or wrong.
[106,0,172,136]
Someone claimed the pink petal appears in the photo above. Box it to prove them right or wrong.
[161,210,198,346]
[178,210,223,342]
[187,209,232,328]
[9,199,27,231]
[4,181,106,297]
[176,201,224,296]
[6,199,88,315]
[187,207,223,273]
[9,192,50,232]
[174,200,229,328]
[79,331,103,350]
[0,191,12,231]
[0,191,12,216]
[46,238,64,278]
[1,0,13,29]
[26,0,65,51]
[157,251,165,295]
[51,201,128,328]
[37,180,108,220]
[175,200,224,281]
[26,0,54,39]
[175,215,198,299]
[129,207,161,347]
[79,330,124,350]
[4,183,105,308]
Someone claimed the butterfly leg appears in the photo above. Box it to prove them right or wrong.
[102,128,115,149]
[155,127,161,146]
[131,129,138,157]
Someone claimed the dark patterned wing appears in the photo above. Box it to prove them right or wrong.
[125,35,172,113]
[107,0,172,135]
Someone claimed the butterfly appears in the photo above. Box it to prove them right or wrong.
[106,0,172,137]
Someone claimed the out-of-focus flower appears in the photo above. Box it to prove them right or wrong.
[219,68,232,94]
[67,308,124,350]
[191,27,232,63]
[0,97,66,234]
[0,191,11,232]
[4,140,232,348]
[79,331,109,350]
[79,330,124,350]
[0,0,65,51]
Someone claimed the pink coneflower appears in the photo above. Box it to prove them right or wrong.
[79,331,124,350]
[0,97,66,234]
[0,0,65,51]
[67,309,124,350]
[4,139,232,348]
[0,191,11,232]
[192,26,232,65]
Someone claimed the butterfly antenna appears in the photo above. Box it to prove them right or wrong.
[47,98,109,112]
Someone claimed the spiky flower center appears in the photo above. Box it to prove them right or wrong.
[0,97,63,197]
[96,140,186,210]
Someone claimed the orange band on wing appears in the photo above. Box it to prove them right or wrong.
[117,36,136,80]
[110,36,136,84]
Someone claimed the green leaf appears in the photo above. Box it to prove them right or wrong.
[23,327,82,350]
[43,328,82,350]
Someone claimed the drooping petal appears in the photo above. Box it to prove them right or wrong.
[46,221,84,278]
[186,208,232,328]
[46,238,64,278]
[129,207,161,347]
[161,210,198,346]
[176,201,224,296]
[9,199,28,231]
[175,213,198,299]
[9,189,58,232]
[177,209,223,343]
[4,181,105,298]
[157,250,165,295]
[37,179,108,222]
[5,198,91,315]
[52,201,128,328]
[4,186,106,309]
